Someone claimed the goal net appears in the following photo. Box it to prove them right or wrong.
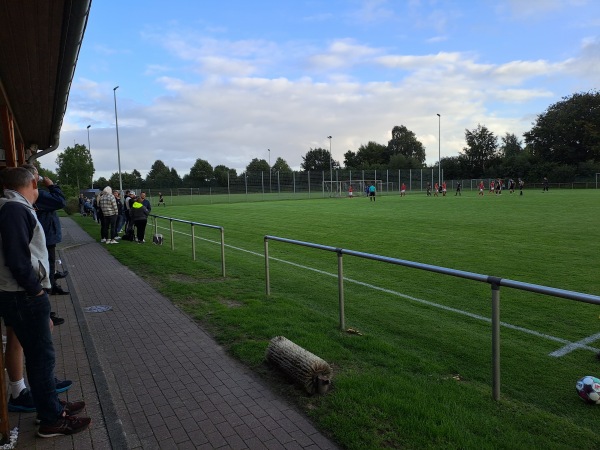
[324,180,383,196]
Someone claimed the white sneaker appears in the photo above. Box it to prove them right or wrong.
[110,239,119,244]
[100,239,107,243]
[114,236,121,241]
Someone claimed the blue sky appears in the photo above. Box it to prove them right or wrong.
[39,0,600,180]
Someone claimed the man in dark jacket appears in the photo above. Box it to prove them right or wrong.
[0,167,90,438]
[23,165,68,296]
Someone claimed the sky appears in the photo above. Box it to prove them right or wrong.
[38,0,600,180]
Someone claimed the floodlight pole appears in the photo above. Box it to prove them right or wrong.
[327,136,332,194]
[87,125,93,188]
[268,148,271,193]
[113,86,123,193]
[437,114,441,186]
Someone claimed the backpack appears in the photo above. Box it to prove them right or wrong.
[122,226,135,241]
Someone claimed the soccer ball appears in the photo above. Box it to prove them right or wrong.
[576,376,600,404]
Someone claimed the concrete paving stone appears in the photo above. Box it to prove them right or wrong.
[186,427,210,445]
[242,436,269,450]
[207,410,227,426]
[196,418,218,436]
[206,430,228,448]
[252,424,276,441]
[261,415,281,431]
[170,426,190,444]
[271,426,296,445]
[179,416,201,432]
[290,429,319,447]
[262,438,288,450]
[225,433,251,450]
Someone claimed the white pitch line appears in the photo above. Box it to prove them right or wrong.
[549,333,600,357]
[157,224,599,356]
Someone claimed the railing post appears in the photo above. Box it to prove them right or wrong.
[337,249,345,331]
[170,219,174,251]
[220,227,226,277]
[265,237,270,296]
[191,224,196,261]
[491,280,501,401]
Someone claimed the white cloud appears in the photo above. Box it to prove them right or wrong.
[47,16,599,181]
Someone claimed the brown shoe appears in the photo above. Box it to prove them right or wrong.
[36,400,86,424]
[37,415,91,438]
[62,399,85,416]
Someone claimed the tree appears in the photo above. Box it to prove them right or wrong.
[524,91,600,165]
[169,168,182,187]
[462,124,498,176]
[184,159,213,187]
[272,157,291,173]
[55,144,94,190]
[95,177,108,189]
[301,148,339,172]
[108,170,144,191]
[499,133,523,158]
[387,125,426,166]
[146,160,172,188]
[214,165,237,186]
[344,141,387,168]
[246,158,270,173]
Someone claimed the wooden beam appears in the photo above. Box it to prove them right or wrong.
[0,105,16,167]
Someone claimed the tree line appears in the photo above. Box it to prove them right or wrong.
[50,91,600,191]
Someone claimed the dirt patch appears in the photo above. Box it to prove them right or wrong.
[217,297,243,308]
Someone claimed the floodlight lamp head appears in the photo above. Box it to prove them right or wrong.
[87,125,91,129]
[114,86,119,91]
[327,135,332,139]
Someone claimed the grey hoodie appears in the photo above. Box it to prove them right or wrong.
[0,190,50,294]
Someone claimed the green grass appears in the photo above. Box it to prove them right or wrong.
[75,189,600,449]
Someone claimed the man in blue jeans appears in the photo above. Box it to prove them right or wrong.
[0,167,90,438]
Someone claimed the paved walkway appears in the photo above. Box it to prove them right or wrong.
[13,217,338,449]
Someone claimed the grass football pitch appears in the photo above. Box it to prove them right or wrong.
[78,188,600,449]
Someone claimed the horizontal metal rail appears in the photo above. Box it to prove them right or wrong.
[150,214,226,277]
[264,235,600,401]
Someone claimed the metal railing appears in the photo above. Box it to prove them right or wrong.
[263,235,600,401]
[151,214,226,277]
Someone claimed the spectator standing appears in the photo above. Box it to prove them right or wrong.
[140,192,152,213]
[0,167,90,438]
[124,190,135,231]
[93,193,103,225]
[114,191,125,236]
[22,165,69,297]
[78,193,85,216]
[99,187,119,244]
[130,196,150,243]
